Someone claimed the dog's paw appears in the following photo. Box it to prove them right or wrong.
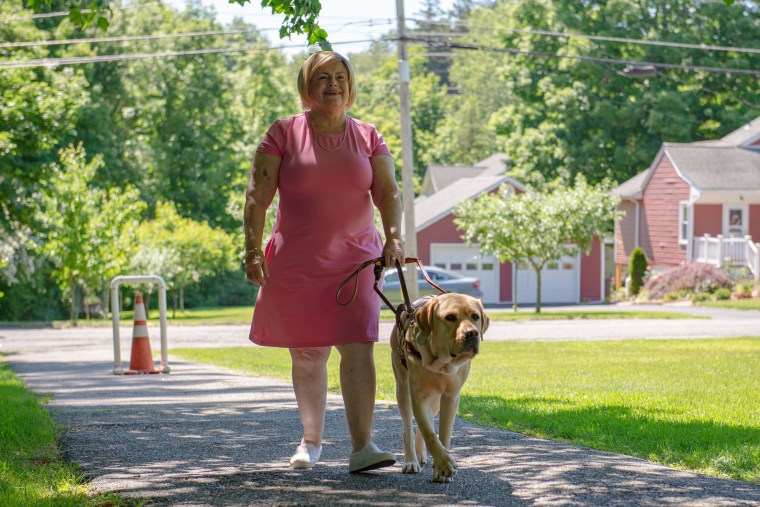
[418,452,427,465]
[401,461,421,474]
[431,454,457,483]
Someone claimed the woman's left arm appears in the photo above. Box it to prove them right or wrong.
[370,154,405,267]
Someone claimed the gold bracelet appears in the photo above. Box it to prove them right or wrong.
[244,248,263,260]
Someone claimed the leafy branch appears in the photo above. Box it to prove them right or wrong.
[24,0,331,48]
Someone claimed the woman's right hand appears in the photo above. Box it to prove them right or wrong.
[245,250,269,286]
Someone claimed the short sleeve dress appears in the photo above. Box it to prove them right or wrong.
[249,112,392,348]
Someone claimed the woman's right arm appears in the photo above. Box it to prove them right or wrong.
[244,151,281,286]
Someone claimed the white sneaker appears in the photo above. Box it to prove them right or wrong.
[348,442,396,473]
[290,443,322,469]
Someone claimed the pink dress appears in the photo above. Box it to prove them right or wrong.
[249,113,391,348]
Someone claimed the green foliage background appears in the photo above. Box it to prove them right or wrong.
[2,0,759,320]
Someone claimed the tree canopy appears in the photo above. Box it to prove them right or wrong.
[2,0,757,320]
[454,177,621,312]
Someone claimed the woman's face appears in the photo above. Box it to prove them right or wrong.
[308,60,350,110]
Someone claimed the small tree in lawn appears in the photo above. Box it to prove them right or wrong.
[38,144,144,322]
[628,247,648,297]
[455,175,620,313]
[134,202,237,311]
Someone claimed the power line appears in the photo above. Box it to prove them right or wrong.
[0,38,378,69]
[0,1,184,22]
[0,28,269,49]
[0,9,94,21]
[410,19,760,55]
[0,18,392,49]
[401,37,760,76]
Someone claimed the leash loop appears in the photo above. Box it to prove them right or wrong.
[336,257,447,330]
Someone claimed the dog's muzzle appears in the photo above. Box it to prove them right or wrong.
[460,330,480,353]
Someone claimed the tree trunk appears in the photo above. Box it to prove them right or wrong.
[172,291,177,319]
[70,277,77,324]
[535,265,542,314]
[180,287,185,311]
[512,262,519,312]
[102,280,109,318]
[145,291,152,318]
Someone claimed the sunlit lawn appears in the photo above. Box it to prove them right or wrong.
[699,299,760,311]
[0,357,144,506]
[173,338,760,483]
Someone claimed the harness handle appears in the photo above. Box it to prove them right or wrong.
[336,257,447,329]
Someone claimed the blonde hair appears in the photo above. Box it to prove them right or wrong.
[297,51,357,110]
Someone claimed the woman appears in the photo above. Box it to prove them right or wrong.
[243,51,404,473]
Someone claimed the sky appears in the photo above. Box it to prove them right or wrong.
[194,0,455,56]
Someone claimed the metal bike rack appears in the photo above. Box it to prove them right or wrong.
[110,274,171,375]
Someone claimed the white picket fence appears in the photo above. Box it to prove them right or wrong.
[692,234,760,280]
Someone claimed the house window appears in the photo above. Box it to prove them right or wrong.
[678,202,689,245]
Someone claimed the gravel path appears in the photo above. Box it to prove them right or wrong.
[2,307,759,506]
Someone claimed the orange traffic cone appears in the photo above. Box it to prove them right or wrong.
[124,293,160,375]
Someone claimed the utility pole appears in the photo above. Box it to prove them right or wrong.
[395,0,419,300]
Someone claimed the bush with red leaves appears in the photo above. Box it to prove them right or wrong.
[643,262,733,300]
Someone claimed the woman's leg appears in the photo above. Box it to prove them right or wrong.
[335,342,376,452]
[289,346,331,446]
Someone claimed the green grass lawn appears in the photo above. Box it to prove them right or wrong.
[0,358,143,506]
[1,305,704,328]
[699,299,760,311]
[173,338,760,483]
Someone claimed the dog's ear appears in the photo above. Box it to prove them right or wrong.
[478,300,489,336]
[415,297,438,336]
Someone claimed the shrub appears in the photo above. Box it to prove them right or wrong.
[734,283,754,299]
[713,288,732,300]
[665,289,692,302]
[643,263,733,301]
[690,292,711,303]
[628,247,648,296]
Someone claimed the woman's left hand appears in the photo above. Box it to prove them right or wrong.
[383,238,404,268]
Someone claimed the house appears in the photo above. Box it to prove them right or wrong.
[612,116,760,285]
[405,154,607,305]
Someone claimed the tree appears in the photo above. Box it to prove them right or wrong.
[454,177,620,312]
[1,0,90,237]
[351,46,449,185]
[442,0,760,186]
[413,0,452,85]
[628,247,648,297]
[134,202,238,311]
[37,144,145,322]
[25,0,332,47]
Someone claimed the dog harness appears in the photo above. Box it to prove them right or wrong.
[394,296,435,370]
[337,257,447,370]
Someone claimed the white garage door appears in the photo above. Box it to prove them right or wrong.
[515,253,578,304]
[430,244,499,303]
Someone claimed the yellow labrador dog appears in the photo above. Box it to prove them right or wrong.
[390,293,489,482]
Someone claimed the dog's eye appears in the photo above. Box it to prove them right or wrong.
[472,314,480,321]
[445,314,457,322]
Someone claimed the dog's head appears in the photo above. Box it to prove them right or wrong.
[414,293,489,360]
